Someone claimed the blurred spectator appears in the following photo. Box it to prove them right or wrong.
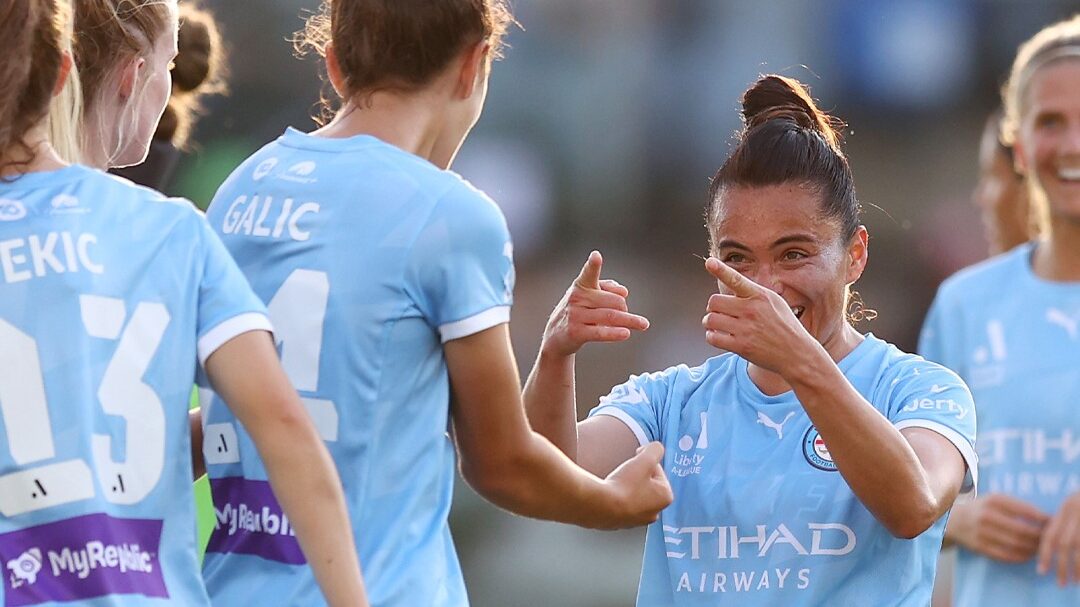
[973,108,1034,255]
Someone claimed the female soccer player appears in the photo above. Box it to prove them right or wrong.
[525,75,978,606]
[0,1,367,605]
[111,1,230,191]
[198,1,672,605]
[921,15,1080,605]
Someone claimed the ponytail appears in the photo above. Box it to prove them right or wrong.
[0,0,67,172]
[708,75,859,243]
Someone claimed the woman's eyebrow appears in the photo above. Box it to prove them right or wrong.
[771,234,817,248]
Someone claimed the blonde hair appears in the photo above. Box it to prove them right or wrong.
[47,0,175,167]
[47,3,84,164]
[1001,14,1080,146]
[1000,14,1080,234]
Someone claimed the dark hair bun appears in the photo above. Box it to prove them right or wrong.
[171,4,224,93]
[741,75,840,149]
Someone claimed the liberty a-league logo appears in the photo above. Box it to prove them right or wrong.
[671,412,709,478]
[7,548,42,588]
[803,427,837,471]
[969,319,1007,388]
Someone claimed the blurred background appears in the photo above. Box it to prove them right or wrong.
[172,1,1079,605]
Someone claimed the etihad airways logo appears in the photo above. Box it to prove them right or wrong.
[664,522,856,560]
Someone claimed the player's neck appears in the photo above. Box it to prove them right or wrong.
[312,93,461,169]
[748,323,863,396]
[0,126,67,178]
[1033,221,1080,282]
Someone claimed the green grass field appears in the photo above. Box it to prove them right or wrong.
[191,390,214,560]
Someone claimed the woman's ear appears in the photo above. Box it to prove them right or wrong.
[325,42,347,99]
[845,225,869,284]
[118,56,146,100]
[454,40,490,100]
[52,50,74,96]
[1012,138,1029,176]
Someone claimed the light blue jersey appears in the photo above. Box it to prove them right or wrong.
[200,128,514,606]
[0,165,270,606]
[590,334,977,606]
[920,242,1080,606]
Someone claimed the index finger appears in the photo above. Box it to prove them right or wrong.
[705,257,757,298]
[996,494,1051,524]
[575,250,603,290]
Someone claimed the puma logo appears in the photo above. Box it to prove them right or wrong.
[600,383,649,406]
[1047,308,1080,340]
[757,411,796,440]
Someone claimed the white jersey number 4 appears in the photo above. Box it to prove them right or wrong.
[267,269,338,442]
[202,268,338,467]
[0,296,170,516]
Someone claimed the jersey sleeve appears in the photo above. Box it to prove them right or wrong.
[587,371,672,448]
[887,361,978,499]
[192,211,272,366]
[407,181,514,342]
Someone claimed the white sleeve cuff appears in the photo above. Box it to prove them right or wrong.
[895,419,979,502]
[197,312,274,366]
[592,407,650,448]
[439,306,510,343]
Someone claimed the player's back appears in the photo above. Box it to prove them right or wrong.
[0,165,267,606]
[201,128,514,606]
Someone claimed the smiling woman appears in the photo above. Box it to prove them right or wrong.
[524,74,979,607]
[919,14,1080,607]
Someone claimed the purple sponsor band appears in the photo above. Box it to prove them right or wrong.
[205,477,305,565]
[0,513,167,607]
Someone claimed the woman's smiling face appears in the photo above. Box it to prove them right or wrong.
[709,183,868,349]
[1015,59,1080,225]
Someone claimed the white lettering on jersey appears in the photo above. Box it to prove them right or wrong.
[220,195,320,242]
[46,542,154,579]
[675,568,811,594]
[214,503,296,539]
[980,428,1080,465]
[663,522,856,560]
[0,232,102,284]
[901,396,969,420]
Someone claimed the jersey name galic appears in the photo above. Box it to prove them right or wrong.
[201,129,514,607]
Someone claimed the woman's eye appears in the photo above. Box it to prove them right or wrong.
[782,250,808,261]
[723,253,747,264]
[1036,114,1064,130]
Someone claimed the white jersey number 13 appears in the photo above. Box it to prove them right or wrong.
[0,296,170,516]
